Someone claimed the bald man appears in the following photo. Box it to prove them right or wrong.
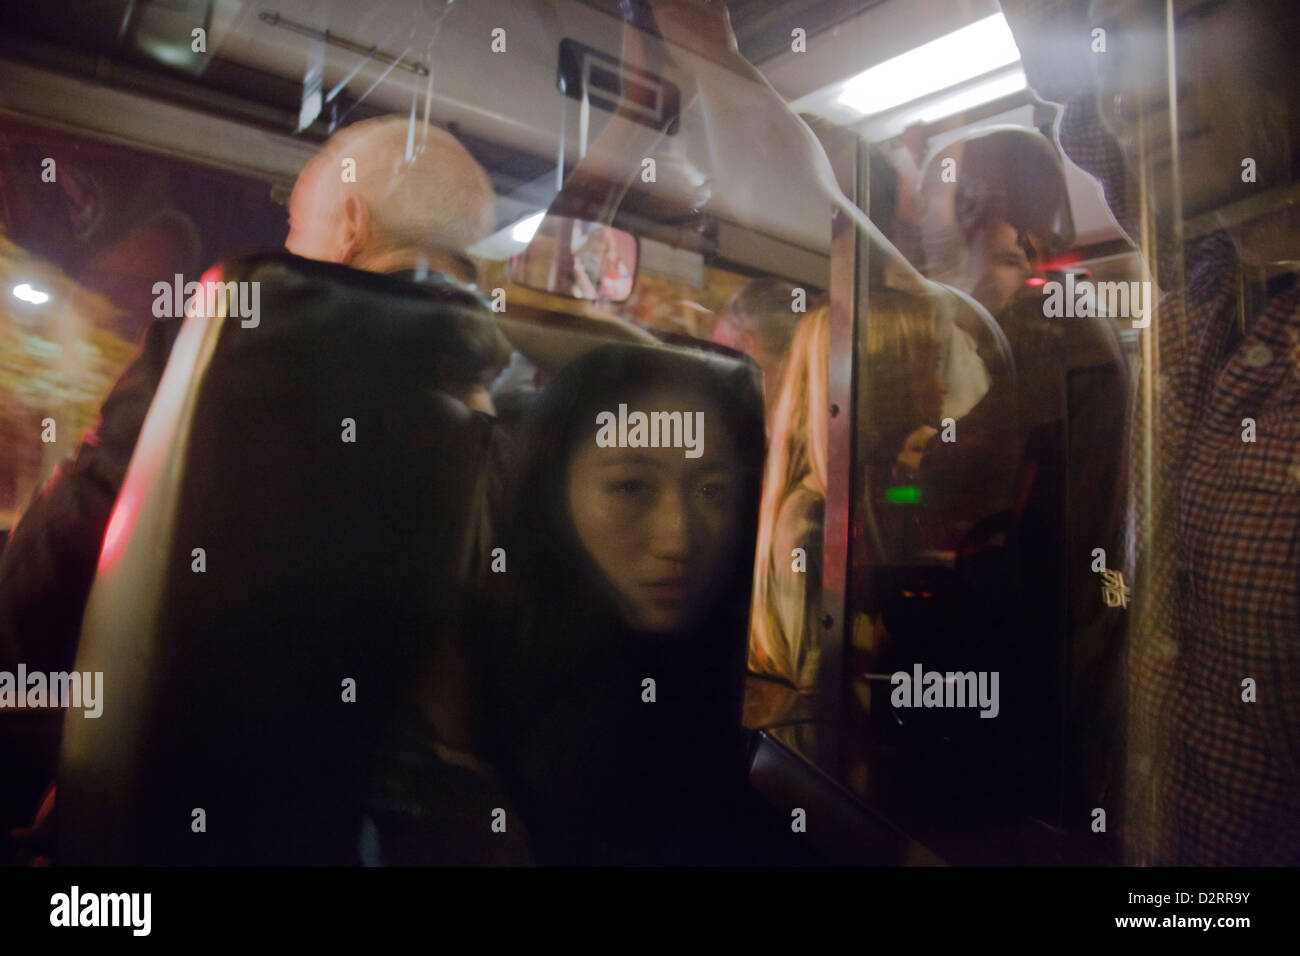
[0,117,507,686]
[286,117,494,288]
[285,117,506,409]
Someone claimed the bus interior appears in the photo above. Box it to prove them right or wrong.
[1,0,1294,867]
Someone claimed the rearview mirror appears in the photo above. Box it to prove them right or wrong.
[510,217,638,303]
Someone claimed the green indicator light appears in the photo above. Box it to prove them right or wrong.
[885,486,921,504]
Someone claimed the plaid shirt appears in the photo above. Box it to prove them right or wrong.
[1002,0,1300,864]
[1123,234,1300,866]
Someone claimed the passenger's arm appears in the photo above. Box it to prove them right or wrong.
[998,0,1139,242]
[998,0,1212,381]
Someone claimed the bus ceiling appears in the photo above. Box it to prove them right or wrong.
[0,1,1124,264]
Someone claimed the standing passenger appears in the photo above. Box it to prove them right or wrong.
[1001,0,1300,864]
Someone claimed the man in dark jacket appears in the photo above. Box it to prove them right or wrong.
[0,116,506,678]
[0,117,510,856]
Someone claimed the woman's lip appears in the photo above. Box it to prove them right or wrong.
[644,581,691,601]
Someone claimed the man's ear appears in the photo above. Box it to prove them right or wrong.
[953,183,991,239]
[338,193,371,264]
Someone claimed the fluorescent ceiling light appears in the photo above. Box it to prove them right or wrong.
[510,211,545,243]
[914,68,1027,123]
[12,282,50,305]
[836,13,1022,117]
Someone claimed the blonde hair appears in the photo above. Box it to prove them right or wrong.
[860,289,943,437]
[747,291,941,690]
[748,305,830,689]
[315,116,496,253]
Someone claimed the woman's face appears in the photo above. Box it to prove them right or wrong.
[566,390,744,634]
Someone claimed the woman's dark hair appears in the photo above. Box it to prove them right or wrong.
[481,341,765,740]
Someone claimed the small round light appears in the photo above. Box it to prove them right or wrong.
[12,282,51,305]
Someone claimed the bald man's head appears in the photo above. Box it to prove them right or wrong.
[286,117,495,276]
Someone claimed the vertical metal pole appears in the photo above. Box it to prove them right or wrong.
[579,57,593,160]
[818,125,865,729]
[557,78,568,192]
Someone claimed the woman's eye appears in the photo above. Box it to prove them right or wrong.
[699,481,729,501]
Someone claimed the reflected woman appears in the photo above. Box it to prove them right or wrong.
[749,294,946,693]
[748,305,830,693]
[478,343,765,864]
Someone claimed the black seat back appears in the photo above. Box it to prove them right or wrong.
[59,254,499,864]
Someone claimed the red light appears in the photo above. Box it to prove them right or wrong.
[99,485,141,573]
[1025,277,1047,286]
[1038,251,1084,270]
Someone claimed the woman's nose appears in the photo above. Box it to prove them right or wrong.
[648,486,692,561]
